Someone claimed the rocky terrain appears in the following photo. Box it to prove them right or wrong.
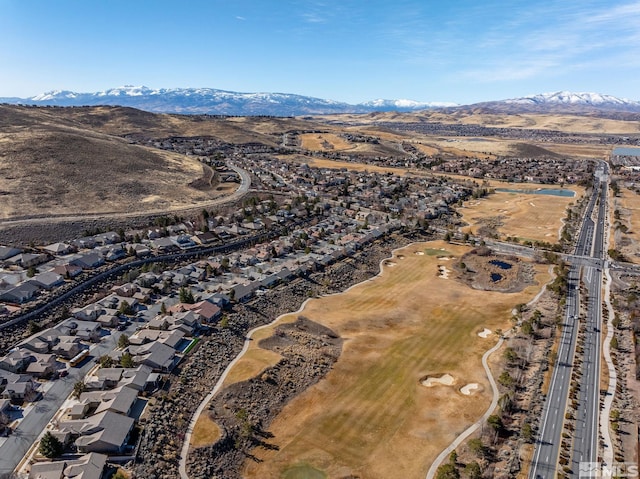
[456,248,537,293]
[188,317,342,478]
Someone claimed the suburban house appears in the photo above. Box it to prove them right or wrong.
[78,386,139,418]
[56,319,102,343]
[72,303,104,322]
[182,300,221,323]
[58,410,134,454]
[0,349,34,373]
[0,370,35,402]
[129,329,185,349]
[25,353,57,379]
[85,365,154,392]
[0,282,41,304]
[6,253,49,269]
[126,342,176,372]
[52,263,83,278]
[31,272,65,290]
[51,336,84,360]
[70,237,97,249]
[70,253,105,270]
[42,242,76,256]
[28,452,108,479]
[0,246,21,261]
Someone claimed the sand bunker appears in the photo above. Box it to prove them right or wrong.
[415,251,425,255]
[385,261,397,267]
[477,328,492,338]
[460,383,479,395]
[437,256,451,261]
[421,374,455,387]
[437,266,451,279]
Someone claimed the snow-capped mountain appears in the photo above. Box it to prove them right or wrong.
[0,86,441,116]
[359,98,458,110]
[504,91,640,108]
[2,87,639,116]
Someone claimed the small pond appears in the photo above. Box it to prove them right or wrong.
[491,273,502,282]
[489,259,513,270]
[495,187,575,197]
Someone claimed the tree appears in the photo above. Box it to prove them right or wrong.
[72,381,86,399]
[98,355,115,368]
[179,287,195,304]
[522,422,534,442]
[117,334,130,349]
[503,347,518,365]
[521,320,534,336]
[27,266,37,278]
[27,320,42,335]
[610,336,619,350]
[120,352,134,368]
[449,450,458,466]
[118,300,133,316]
[487,414,503,432]
[38,431,63,458]
[498,371,515,389]
[465,461,482,479]
[435,463,459,479]
[160,302,167,315]
[468,438,486,458]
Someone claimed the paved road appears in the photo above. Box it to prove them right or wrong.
[529,264,582,479]
[530,161,607,479]
[570,169,608,473]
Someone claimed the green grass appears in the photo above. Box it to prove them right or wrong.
[424,248,452,256]
[183,337,200,355]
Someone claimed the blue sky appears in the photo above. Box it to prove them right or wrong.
[1,0,639,104]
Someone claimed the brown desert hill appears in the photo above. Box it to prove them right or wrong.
[0,105,214,219]
[9,105,313,145]
[0,104,340,220]
[309,107,640,135]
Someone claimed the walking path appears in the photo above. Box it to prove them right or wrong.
[425,336,504,479]
[599,265,616,467]
[178,298,313,479]
[426,264,552,479]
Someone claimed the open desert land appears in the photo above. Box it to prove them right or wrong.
[314,110,640,135]
[0,125,216,219]
[299,133,356,151]
[199,241,550,479]
[460,186,584,243]
[612,187,640,263]
[421,111,640,134]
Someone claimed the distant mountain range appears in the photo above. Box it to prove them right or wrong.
[0,85,454,116]
[1,86,639,116]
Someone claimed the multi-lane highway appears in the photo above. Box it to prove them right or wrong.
[530,162,608,478]
[570,167,608,472]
